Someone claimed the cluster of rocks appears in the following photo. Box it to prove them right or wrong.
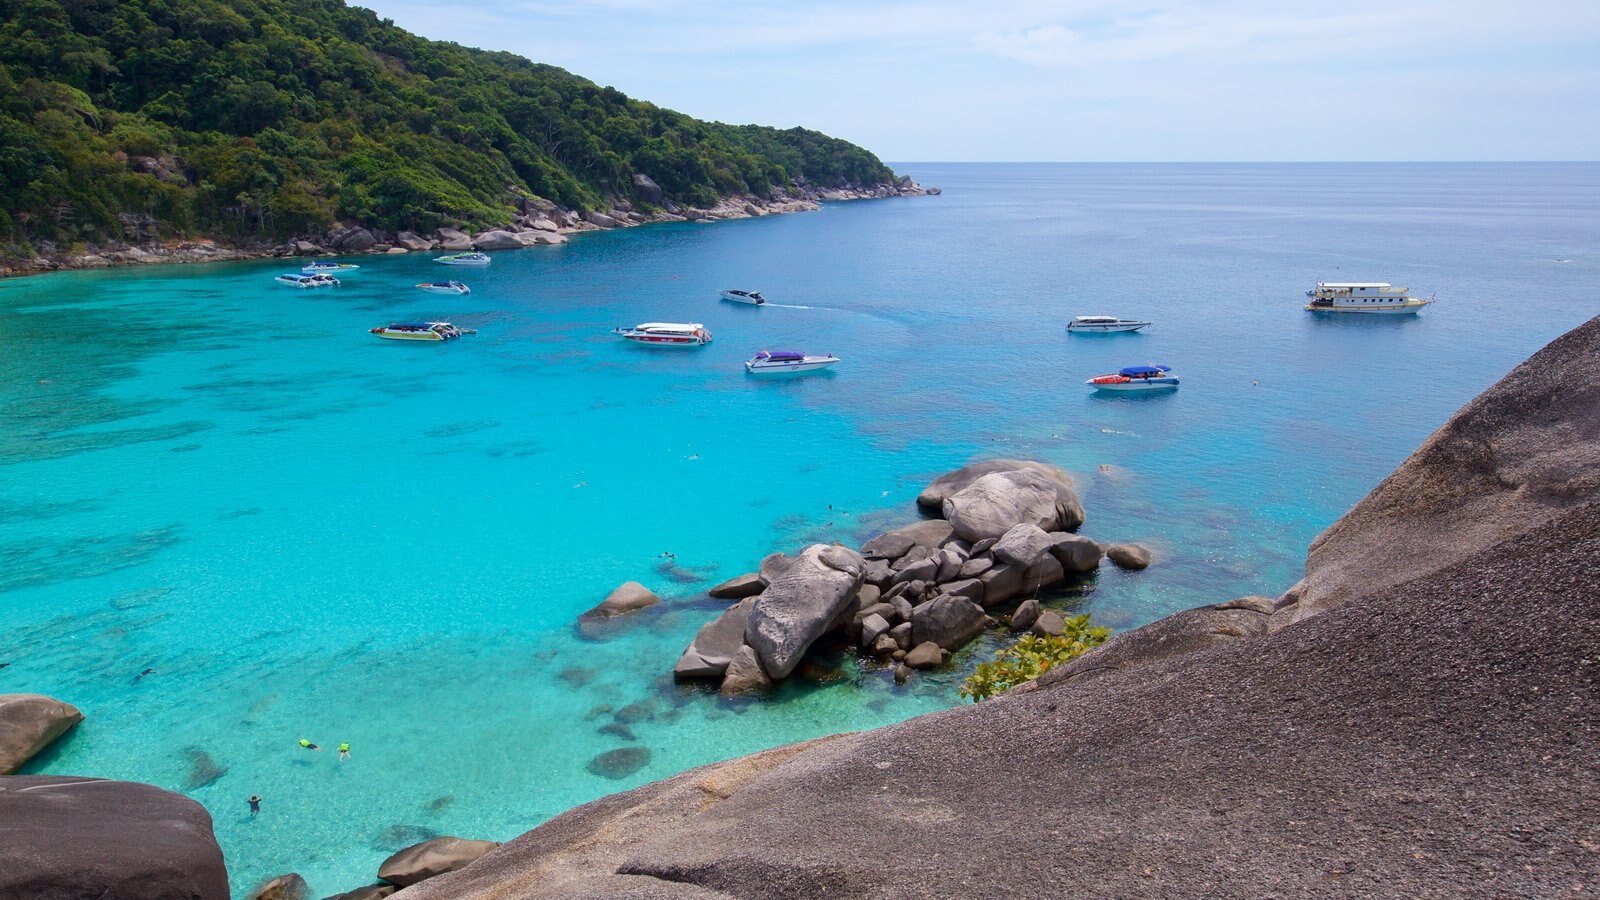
[251,836,501,900]
[1,174,938,278]
[669,460,1151,696]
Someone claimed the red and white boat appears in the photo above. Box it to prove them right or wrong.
[613,322,712,346]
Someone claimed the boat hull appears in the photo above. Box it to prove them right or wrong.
[720,291,765,305]
[746,358,838,373]
[1086,377,1179,391]
[618,335,709,346]
[416,284,470,295]
[1068,322,1150,333]
[372,330,449,341]
[1304,300,1431,315]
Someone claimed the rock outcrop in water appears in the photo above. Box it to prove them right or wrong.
[395,318,1600,898]
[674,460,1105,695]
[0,776,229,898]
[0,693,83,773]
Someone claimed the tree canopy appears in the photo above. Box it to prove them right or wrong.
[0,0,897,248]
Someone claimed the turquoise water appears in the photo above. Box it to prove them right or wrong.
[4,163,1597,894]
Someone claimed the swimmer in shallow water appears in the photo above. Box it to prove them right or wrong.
[338,742,350,761]
[248,795,261,814]
[298,738,321,751]
[133,667,155,683]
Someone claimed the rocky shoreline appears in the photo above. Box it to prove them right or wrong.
[0,177,938,280]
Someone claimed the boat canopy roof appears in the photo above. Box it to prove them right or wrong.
[757,350,806,361]
[1119,365,1170,376]
[635,322,702,331]
[1316,282,1393,288]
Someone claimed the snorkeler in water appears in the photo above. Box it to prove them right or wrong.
[338,742,350,761]
[298,738,321,751]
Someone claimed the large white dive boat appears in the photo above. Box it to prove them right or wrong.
[369,321,472,342]
[275,273,340,288]
[301,261,360,275]
[1086,365,1179,392]
[416,281,471,295]
[613,322,713,346]
[745,350,839,373]
[1067,315,1151,333]
[1304,282,1432,314]
[720,289,766,305]
[435,252,490,266]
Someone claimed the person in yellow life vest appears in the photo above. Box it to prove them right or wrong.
[338,742,350,761]
[298,738,321,751]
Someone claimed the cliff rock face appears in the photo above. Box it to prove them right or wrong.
[1280,314,1600,624]
[398,317,1600,899]
[0,776,229,899]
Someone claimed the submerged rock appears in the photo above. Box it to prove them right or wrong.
[586,747,652,780]
[182,746,228,789]
[581,581,660,619]
[1106,544,1153,570]
[373,824,440,851]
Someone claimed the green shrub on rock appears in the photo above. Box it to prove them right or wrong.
[959,615,1110,702]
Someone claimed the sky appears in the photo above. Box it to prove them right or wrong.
[361,0,1600,162]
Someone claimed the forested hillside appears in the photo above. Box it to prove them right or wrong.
[0,0,897,250]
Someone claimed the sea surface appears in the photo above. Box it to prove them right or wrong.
[3,163,1596,894]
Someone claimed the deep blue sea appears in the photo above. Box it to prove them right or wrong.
[3,163,1597,894]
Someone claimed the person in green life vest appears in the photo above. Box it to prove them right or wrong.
[298,738,321,751]
[338,742,350,761]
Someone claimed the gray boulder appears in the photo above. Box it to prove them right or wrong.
[854,583,882,609]
[940,577,984,605]
[378,836,501,888]
[472,230,523,251]
[0,693,83,774]
[583,211,619,228]
[992,523,1056,568]
[890,557,938,585]
[932,548,964,583]
[720,645,773,698]
[758,552,796,585]
[918,460,1083,522]
[335,227,376,252]
[1106,544,1153,570]
[0,776,228,899]
[708,573,764,599]
[910,595,990,650]
[942,469,1083,543]
[888,545,931,571]
[860,531,915,560]
[580,581,660,619]
[1031,610,1066,637]
[862,520,954,559]
[1048,533,1103,573]
[889,595,914,623]
[863,559,893,588]
[858,613,892,647]
[888,622,913,650]
[674,598,757,678]
[1010,598,1041,632]
[632,174,664,204]
[437,228,473,251]
[903,641,945,669]
[395,231,433,251]
[744,545,865,679]
[323,885,397,900]
[958,556,994,579]
[250,872,308,900]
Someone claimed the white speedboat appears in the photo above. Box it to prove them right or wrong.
[435,252,490,266]
[1067,315,1150,333]
[369,322,473,342]
[275,273,340,288]
[1086,365,1179,391]
[613,322,712,346]
[1304,282,1433,314]
[745,350,839,373]
[302,261,360,275]
[720,289,766,305]
[416,281,471,295]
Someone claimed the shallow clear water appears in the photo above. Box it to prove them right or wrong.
[3,163,1596,894]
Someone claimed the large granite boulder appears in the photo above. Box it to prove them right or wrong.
[580,582,660,619]
[707,573,763,599]
[860,520,955,560]
[673,598,757,678]
[942,469,1084,542]
[909,594,990,650]
[0,693,84,773]
[744,544,864,679]
[718,645,772,698]
[437,228,474,251]
[378,836,500,888]
[757,552,796,585]
[249,872,308,900]
[334,227,376,252]
[472,230,523,251]
[991,523,1055,568]
[1106,543,1152,570]
[0,776,228,898]
[394,231,433,251]
[583,211,619,228]
[1048,533,1103,573]
[918,460,1082,524]
[632,174,664,204]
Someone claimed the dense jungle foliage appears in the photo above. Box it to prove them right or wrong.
[0,0,896,247]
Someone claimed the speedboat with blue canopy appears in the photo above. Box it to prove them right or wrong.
[369,321,474,342]
[275,272,340,288]
[435,252,490,266]
[1086,364,1179,391]
[302,261,361,275]
[745,349,839,374]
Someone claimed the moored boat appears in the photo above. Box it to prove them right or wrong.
[369,321,471,341]
[275,272,340,288]
[1086,365,1179,391]
[416,281,471,295]
[1304,282,1433,314]
[1067,315,1151,333]
[745,350,839,373]
[435,252,490,266]
[720,289,766,305]
[301,261,361,275]
[613,322,712,346]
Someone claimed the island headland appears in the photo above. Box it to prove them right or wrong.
[0,0,935,278]
[4,307,1595,897]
